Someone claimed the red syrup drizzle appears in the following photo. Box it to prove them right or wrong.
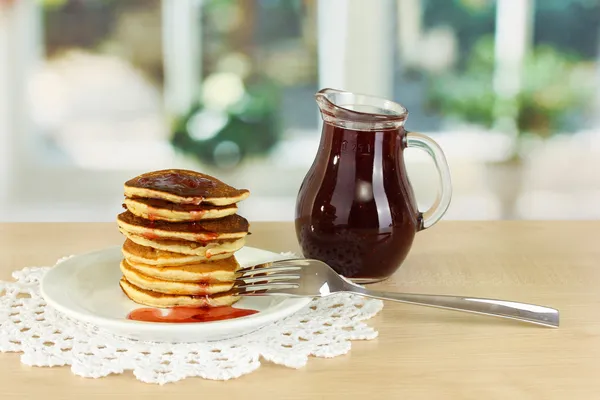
[195,231,219,241]
[147,212,157,229]
[141,231,160,240]
[189,210,207,220]
[127,306,258,323]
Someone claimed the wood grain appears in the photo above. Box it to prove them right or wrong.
[1,221,599,399]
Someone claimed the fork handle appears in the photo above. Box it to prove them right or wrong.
[350,287,559,328]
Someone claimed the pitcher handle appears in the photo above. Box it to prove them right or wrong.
[406,132,452,230]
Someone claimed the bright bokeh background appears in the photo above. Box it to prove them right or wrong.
[1,0,599,222]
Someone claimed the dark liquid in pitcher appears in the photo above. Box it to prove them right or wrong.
[295,123,422,281]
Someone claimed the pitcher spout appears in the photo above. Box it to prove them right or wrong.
[315,88,343,120]
[314,88,408,131]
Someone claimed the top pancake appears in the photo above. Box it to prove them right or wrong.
[124,169,250,206]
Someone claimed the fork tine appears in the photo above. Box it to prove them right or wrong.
[236,259,308,273]
[233,258,310,295]
[234,281,300,293]
[235,274,300,284]
[236,265,302,278]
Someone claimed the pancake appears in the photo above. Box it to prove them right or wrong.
[119,277,239,308]
[120,260,233,295]
[122,235,244,259]
[117,211,249,242]
[122,238,233,265]
[124,197,237,222]
[124,256,239,282]
[124,169,250,206]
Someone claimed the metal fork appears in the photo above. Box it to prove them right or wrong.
[234,259,559,328]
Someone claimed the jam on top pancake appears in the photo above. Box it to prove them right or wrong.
[124,169,250,205]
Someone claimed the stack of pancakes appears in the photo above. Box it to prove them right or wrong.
[116,169,250,308]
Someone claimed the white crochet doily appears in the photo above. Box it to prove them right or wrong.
[0,258,383,384]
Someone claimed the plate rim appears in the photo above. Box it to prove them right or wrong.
[40,245,311,335]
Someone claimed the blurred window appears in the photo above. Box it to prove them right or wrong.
[1,0,599,221]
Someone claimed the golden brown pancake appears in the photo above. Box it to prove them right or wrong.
[120,260,233,295]
[125,256,239,282]
[124,197,237,222]
[122,234,244,259]
[124,169,250,206]
[117,211,249,242]
[122,238,232,265]
[119,277,239,308]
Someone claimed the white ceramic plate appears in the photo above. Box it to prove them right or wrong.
[40,246,310,342]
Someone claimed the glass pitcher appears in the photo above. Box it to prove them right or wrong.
[295,88,452,283]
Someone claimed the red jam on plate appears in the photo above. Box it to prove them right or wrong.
[127,306,258,323]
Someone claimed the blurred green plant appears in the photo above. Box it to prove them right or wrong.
[427,35,595,140]
[170,0,296,169]
[171,73,282,169]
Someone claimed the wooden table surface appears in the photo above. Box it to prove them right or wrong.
[0,221,598,399]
